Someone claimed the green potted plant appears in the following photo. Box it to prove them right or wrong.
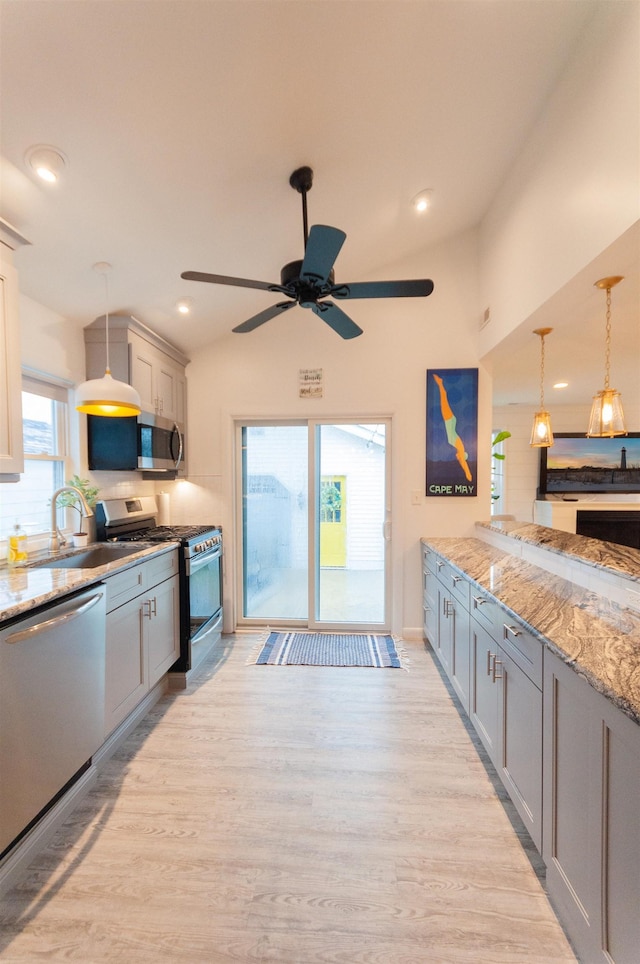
[55,475,100,547]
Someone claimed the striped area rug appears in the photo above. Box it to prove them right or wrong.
[247,631,408,669]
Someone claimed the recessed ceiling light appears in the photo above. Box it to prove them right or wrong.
[553,382,569,390]
[411,189,433,213]
[176,298,193,315]
[25,144,67,183]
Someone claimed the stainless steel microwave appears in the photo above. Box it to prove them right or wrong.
[87,412,185,475]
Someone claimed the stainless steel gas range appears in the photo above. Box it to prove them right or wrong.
[96,497,222,674]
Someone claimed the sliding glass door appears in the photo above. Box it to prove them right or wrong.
[237,419,390,630]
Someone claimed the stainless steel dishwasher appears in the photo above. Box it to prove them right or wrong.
[0,586,106,856]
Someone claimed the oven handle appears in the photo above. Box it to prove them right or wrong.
[170,423,184,471]
[185,545,222,576]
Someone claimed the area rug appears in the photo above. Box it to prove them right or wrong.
[247,631,409,669]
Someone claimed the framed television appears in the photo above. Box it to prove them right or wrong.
[538,433,640,497]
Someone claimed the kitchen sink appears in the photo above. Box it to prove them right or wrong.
[38,545,142,569]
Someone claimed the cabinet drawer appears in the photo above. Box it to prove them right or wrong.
[500,620,542,689]
[437,561,470,609]
[106,564,146,612]
[144,548,179,585]
[422,545,439,576]
[470,587,504,640]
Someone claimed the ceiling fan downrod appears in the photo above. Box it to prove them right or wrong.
[289,166,313,249]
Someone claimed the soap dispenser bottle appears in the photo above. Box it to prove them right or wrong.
[7,523,28,567]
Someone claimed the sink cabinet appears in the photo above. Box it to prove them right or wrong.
[104,549,179,737]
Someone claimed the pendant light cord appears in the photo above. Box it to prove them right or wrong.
[539,332,546,409]
[103,270,111,375]
[603,284,612,391]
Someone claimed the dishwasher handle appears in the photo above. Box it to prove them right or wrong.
[5,592,104,645]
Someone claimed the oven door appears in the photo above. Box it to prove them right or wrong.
[185,545,222,643]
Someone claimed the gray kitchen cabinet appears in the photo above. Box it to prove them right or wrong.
[544,649,640,963]
[129,329,186,421]
[422,547,542,852]
[470,614,543,851]
[104,549,179,737]
[470,618,501,760]
[422,546,438,647]
[84,314,189,421]
[429,555,471,712]
[0,219,29,480]
[440,565,471,712]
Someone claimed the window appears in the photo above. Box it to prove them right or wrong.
[0,374,70,542]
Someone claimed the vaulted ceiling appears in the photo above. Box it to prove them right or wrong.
[1,0,635,407]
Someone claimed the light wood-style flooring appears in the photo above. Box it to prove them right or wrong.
[0,635,577,963]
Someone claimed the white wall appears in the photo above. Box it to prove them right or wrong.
[480,1,640,353]
[167,228,489,635]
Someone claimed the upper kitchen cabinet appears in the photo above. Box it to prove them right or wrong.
[0,219,30,481]
[84,314,189,422]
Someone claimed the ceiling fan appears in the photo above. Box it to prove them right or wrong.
[181,166,435,339]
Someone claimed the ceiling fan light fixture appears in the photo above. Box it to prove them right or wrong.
[411,189,433,213]
[25,144,67,183]
[76,262,141,418]
[587,275,626,438]
[176,298,193,315]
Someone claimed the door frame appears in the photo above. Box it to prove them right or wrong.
[234,417,392,632]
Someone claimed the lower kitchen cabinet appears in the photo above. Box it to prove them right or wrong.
[423,548,471,713]
[423,545,542,852]
[543,649,640,964]
[104,549,179,737]
[470,616,543,851]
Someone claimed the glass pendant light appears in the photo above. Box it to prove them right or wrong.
[530,327,554,447]
[76,263,142,417]
[587,275,626,438]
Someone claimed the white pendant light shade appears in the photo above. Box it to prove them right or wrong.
[587,276,626,438]
[75,262,141,417]
[76,370,141,417]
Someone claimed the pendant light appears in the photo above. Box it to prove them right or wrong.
[76,263,141,417]
[587,275,626,438]
[530,327,554,447]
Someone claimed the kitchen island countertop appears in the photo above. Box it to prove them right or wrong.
[0,542,179,624]
[422,534,640,726]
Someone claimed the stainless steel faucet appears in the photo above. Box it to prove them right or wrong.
[50,486,95,553]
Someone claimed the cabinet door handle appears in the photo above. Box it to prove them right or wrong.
[487,651,495,676]
[443,598,455,617]
[437,561,445,571]
[151,596,157,617]
[473,595,488,607]
[504,624,522,638]
[143,598,153,619]
[452,575,463,585]
[492,658,503,682]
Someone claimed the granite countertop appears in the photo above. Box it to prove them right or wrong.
[422,535,640,726]
[0,542,179,624]
[476,518,640,583]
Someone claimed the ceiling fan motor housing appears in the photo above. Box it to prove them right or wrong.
[280,259,335,298]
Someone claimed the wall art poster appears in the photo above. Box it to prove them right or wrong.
[426,368,478,496]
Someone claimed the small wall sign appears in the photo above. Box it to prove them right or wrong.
[426,368,478,496]
[299,368,323,398]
